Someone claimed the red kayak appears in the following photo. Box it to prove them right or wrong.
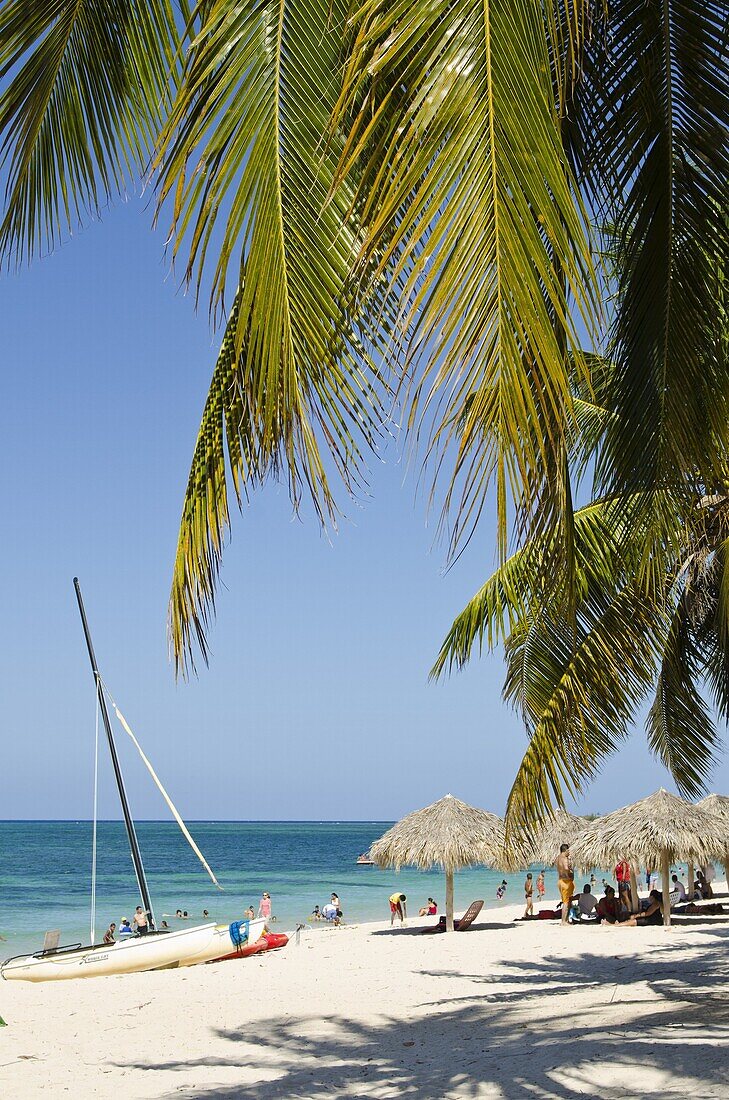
[210,930,289,963]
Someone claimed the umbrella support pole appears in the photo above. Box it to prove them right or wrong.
[445,869,454,932]
[661,851,671,927]
[629,865,639,912]
[687,861,694,898]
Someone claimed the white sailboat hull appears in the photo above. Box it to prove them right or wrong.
[1,918,267,982]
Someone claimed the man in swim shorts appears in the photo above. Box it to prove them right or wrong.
[524,873,534,917]
[556,844,574,926]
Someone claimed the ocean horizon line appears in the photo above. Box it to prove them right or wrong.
[0,817,396,824]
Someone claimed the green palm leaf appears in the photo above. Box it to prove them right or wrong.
[576,0,729,536]
[0,0,182,264]
[646,588,719,800]
[157,0,390,672]
[430,494,636,678]
[334,0,598,564]
[504,584,662,831]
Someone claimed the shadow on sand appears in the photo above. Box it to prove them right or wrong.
[118,927,729,1099]
[370,922,516,936]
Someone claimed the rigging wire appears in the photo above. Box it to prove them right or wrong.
[98,676,223,891]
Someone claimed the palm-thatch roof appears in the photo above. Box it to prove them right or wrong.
[570,788,726,868]
[510,809,591,869]
[370,794,506,872]
[696,794,729,827]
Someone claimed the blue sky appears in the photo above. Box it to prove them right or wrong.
[2,197,727,820]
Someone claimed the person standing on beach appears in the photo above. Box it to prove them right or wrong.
[615,859,632,911]
[389,893,407,925]
[556,844,574,926]
[524,873,534,917]
[536,871,545,899]
[132,906,149,935]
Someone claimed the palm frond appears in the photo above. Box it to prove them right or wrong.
[576,0,729,532]
[431,493,639,678]
[0,0,182,264]
[504,584,662,831]
[159,0,389,673]
[334,0,598,567]
[646,589,719,800]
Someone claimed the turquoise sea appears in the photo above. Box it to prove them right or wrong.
[0,820,573,958]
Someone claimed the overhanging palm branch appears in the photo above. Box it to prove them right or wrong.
[574,0,729,563]
[0,0,182,264]
[434,407,729,829]
[334,0,598,566]
[501,583,663,830]
[156,0,392,673]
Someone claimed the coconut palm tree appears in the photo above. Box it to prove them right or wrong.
[432,347,729,832]
[0,0,726,701]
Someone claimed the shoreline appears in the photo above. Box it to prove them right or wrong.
[2,883,727,1098]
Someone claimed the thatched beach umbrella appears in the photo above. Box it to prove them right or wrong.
[571,789,727,926]
[696,794,729,882]
[514,809,590,868]
[369,794,506,931]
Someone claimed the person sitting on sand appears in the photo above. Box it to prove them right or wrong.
[577,884,598,919]
[606,890,664,928]
[524,874,534,917]
[596,885,627,924]
[118,919,134,938]
[103,922,116,944]
[633,890,664,925]
[556,844,574,926]
[389,893,407,925]
[419,898,438,916]
[671,875,689,902]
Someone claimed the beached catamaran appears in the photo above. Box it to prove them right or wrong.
[1,579,267,982]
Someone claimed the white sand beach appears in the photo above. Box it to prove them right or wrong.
[2,894,728,1099]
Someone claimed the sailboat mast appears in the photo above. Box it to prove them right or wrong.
[73,578,156,931]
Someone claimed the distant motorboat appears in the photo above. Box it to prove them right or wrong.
[356,853,375,866]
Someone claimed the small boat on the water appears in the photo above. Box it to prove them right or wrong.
[1,579,278,983]
[356,853,375,866]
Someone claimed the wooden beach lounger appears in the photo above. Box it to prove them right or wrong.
[420,900,484,933]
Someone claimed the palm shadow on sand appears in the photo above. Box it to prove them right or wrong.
[116,926,729,1099]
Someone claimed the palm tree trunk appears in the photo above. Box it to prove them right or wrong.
[661,850,671,927]
[445,870,454,932]
[629,864,640,913]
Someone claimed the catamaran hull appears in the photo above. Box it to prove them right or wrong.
[1,919,267,982]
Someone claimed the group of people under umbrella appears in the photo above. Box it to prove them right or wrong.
[369,790,729,931]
